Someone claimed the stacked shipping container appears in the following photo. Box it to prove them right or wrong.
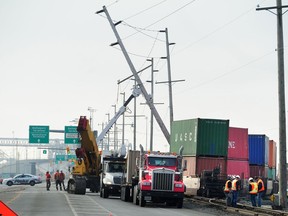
[170,118,229,177]
[227,127,250,179]
[267,140,276,180]
[248,135,270,179]
[248,136,277,180]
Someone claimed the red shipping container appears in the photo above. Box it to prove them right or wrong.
[183,156,227,177]
[249,165,266,178]
[227,159,250,179]
[228,127,249,160]
[268,140,276,168]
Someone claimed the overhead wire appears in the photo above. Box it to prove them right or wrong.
[175,0,269,55]
[122,0,168,21]
[175,49,277,95]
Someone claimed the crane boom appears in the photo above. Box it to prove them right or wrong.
[96,87,141,143]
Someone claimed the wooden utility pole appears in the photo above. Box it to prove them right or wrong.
[257,0,288,208]
[97,6,171,144]
[158,28,185,140]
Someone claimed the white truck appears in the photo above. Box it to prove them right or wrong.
[100,148,126,198]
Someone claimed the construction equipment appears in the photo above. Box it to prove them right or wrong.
[67,88,140,195]
[197,166,227,198]
[120,145,186,208]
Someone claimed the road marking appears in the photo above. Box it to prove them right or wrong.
[64,193,78,216]
[64,193,116,216]
[6,190,23,205]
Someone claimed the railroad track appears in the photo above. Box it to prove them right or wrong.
[186,196,288,216]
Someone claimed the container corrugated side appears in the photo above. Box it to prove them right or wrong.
[228,127,249,160]
[183,156,227,176]
[227,159,250,179]
[266,166,276,180]
[248,135,268,166]
[249,165,266,178]
[197,119,229,157]
[171,119,198,156]
[268,140,276,168]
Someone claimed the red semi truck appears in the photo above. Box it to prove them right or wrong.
[120,145,186,208]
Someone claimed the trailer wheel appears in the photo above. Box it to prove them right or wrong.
[139,192,146,207]
[176,198,183,208]
[133,186,139,205]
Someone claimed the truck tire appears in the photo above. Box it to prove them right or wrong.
[102,187,109,198]
[176,198,183,208]
[67,178,86,195]
[139,192,146,207]
[133,186,139,205]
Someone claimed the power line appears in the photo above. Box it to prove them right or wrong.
[175,49,276,95]
[122,0,168,21]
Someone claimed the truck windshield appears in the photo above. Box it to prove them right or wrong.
[148,157,176,166]
[107,163,125,173]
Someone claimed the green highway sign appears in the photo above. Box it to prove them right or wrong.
[55,154,66,162]
[29,125,49,144]
[64,126,79,144]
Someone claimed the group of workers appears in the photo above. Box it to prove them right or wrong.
[224,175,265,208]
[45,170,66,191]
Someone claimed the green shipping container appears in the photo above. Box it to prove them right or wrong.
[170,118,229,156]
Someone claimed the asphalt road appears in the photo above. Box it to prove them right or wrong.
[0,182,235,216]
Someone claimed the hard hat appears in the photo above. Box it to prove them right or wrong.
[249,177,253,181]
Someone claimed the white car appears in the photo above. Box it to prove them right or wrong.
[3,174,42,186]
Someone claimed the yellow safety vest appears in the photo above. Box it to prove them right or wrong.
[249,182,258,194]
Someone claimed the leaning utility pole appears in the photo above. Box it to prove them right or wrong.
[97,6,170,144]
[257,0,288,208]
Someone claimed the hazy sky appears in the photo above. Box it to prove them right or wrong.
[1,0,288,152]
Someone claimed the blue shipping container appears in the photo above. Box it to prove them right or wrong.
[248,134,269,166]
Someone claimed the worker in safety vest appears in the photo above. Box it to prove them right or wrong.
[54,170,61,191]
[248,177,258,207]
[255,176,265,207]
[224,177,232,206]
[45,171,51,191]
[231,175,241,207]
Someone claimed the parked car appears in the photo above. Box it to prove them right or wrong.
[3,174,42,186]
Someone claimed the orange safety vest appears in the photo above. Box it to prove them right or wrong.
[257,179,265,192]
[224,180,231,193]
[249,182,258,194]
[231,179,239,191]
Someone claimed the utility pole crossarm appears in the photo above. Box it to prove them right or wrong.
[98,6,170,144]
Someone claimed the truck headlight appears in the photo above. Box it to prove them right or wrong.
[175,183,183,188]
